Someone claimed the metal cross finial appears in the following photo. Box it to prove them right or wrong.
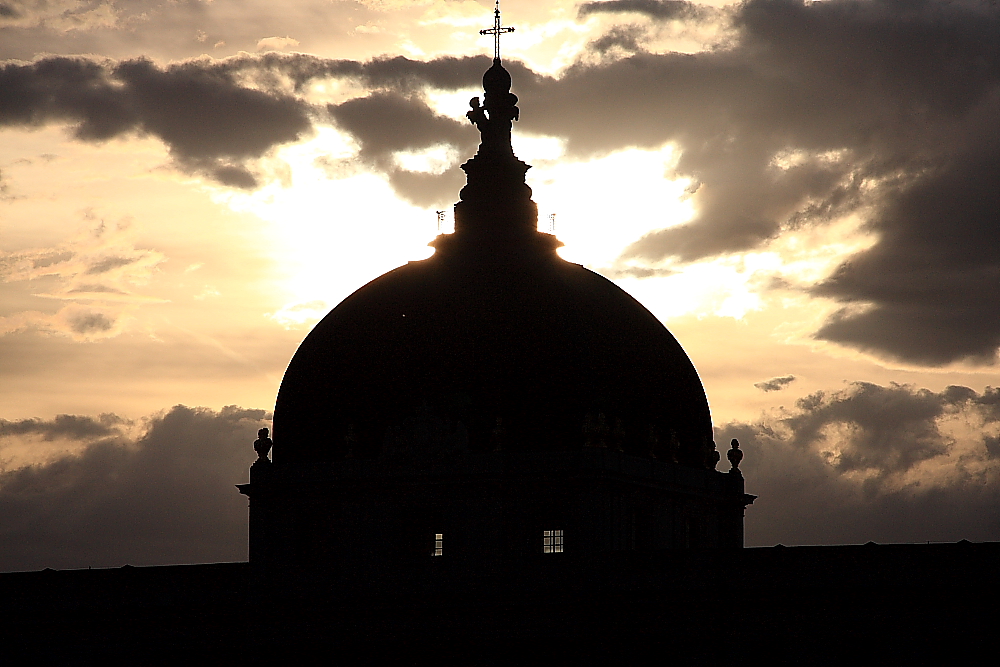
[480,0,514,61]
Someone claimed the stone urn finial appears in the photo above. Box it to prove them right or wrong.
[727,438,743,475]
[253,427,273,463]
[708,440,721,470]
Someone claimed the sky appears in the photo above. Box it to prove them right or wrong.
[1,0,999,571]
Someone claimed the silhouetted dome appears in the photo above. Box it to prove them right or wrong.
[273,234,712,464]
[272,58,715,467]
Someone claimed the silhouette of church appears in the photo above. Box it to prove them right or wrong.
[226,41,761,657]
[2,10,997,663]
[241,44,754,597]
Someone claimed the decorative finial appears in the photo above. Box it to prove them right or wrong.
[439,2,552,241]
[254,427,273,462]
[728,438,743,475]
[480,0,514,61]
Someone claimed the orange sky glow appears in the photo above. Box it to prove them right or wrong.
[2,0,999,568]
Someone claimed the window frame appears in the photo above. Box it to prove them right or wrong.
[543,529,564,553]
[432,533,443,557]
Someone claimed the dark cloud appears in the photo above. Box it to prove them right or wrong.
[5,2,1000,362]
[190,13,1000,363]
[112,58,309,161]
[754,374,795,392]
[328,92,475,207]
[782,382,961,474]
[985,435,1000,460]
[588,25,649,56]
[812,146,1000,364]
[0,413,124,441]
[211,164,258,189]
[0,0,379,65]
[30,251,73,269]
[68,284,126,294]
[542,0,1000,365]
[719,382,1000,546]
[578,0,719,23]
[973,386,1000,421]
[0,52,491,198]
[68,311,114,334]
[0,405,263,571]
[0,56,311,187]
[85,256,137,275]
[224,52,497,95]
[3,389,996,569]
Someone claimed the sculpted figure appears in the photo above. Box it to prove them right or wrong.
[467,96,503,152]
[467,96,488,129]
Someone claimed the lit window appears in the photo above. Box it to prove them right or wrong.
[432,533,443,556]
[543,529,563,553]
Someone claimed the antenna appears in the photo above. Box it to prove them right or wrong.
[548,213,556,234]
[436,210,446,233]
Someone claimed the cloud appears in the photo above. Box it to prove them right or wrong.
[0,220,162,285]
[0,167,11,201]
[0,220,165,340]
[0,0,118,32]
[328,91,475,207]
[811,147,1000,364]
[754,374,795,392]
[213,12,1000,364]
[256,36,299,52]
[0,51,491,196]
[578,0,720,23]
[781,382,961,475]
[67,309,114,334]
[3,385,996,571]
[719,381,1000,546]
[84,255,139,275]
[0,55,311,187]
[4,3,1000,362]
[213,51,497,96]
[587,24,649,56]
[0,412,125,441]
[545,0,1000,365]
[0,0,375,64]
[0,404,263,571]
[0,51,495,199]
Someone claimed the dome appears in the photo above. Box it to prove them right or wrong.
[483,58,512,94]
[271,59,715,468]
[273,234,713,466]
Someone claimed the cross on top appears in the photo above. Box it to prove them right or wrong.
[480,1,514,61]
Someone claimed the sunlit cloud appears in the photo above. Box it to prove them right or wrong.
[393,144,459,174]
[0,220,167,340]
[212,127,437,321]
[531,145,692,267]
[257,36,301,51]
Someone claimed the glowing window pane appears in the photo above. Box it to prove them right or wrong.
[433,533,443,556]
[543,529,564,553]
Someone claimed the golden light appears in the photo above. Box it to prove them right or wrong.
[211,127,439,327]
